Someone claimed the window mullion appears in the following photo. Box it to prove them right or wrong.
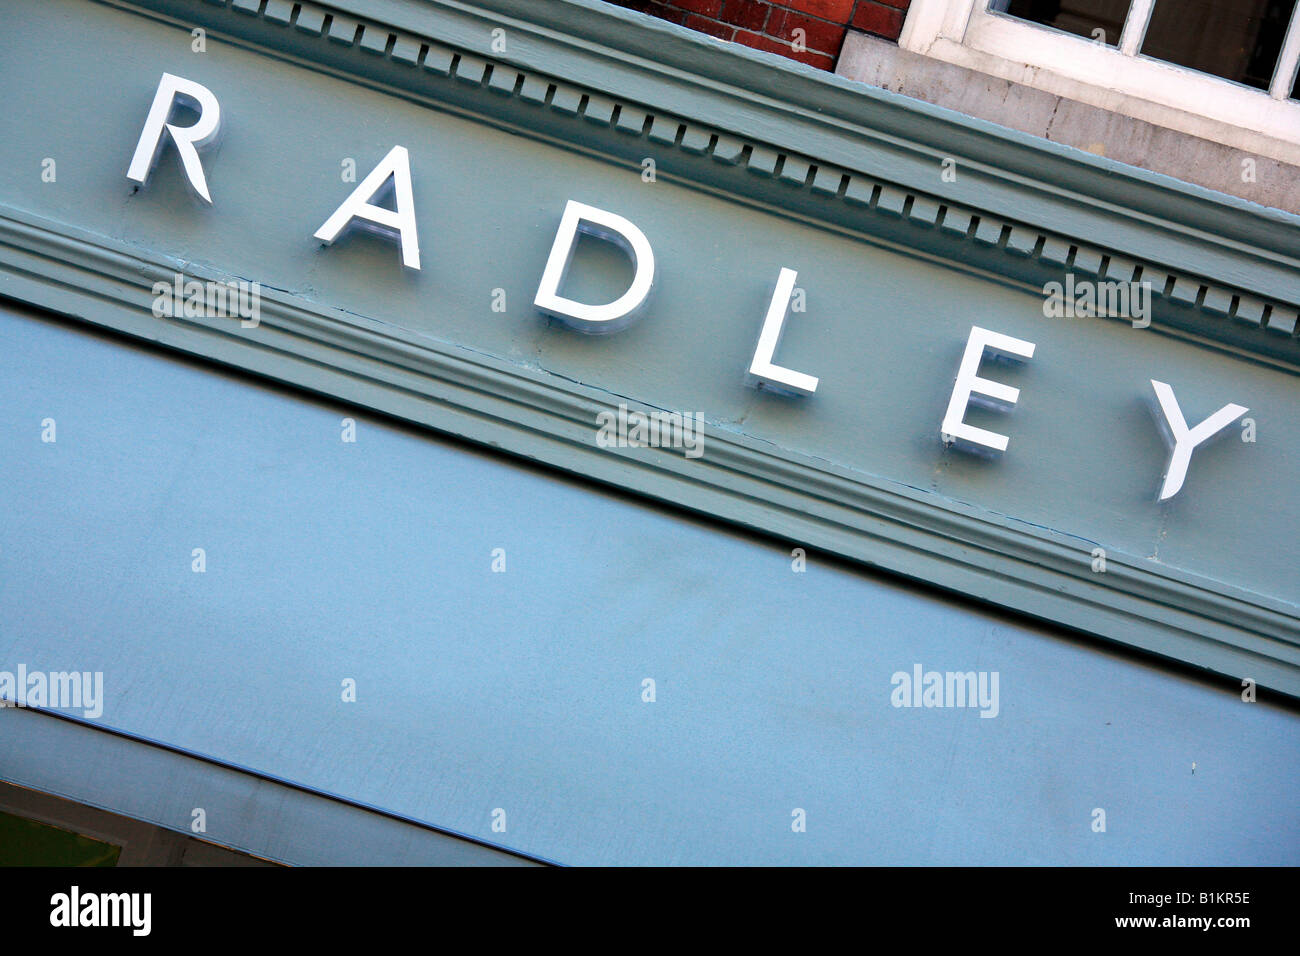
[1270,8,1300,99]
[1119,0,1156,56]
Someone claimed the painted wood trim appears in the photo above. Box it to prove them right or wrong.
[0,705,547,864]
[3,205,1297,697]
[104,0,1300,364]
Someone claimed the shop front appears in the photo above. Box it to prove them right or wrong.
[1,0,1297,865]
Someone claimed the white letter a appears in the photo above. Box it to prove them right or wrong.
[315,145,420,270]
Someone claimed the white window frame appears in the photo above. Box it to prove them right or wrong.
[899,0,1300,162]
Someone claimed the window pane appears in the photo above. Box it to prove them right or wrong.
[1142,0,1296,91]
[0,810,121,866]
[994,0,1131,46]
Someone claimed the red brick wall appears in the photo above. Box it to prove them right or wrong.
[603,0,911,71]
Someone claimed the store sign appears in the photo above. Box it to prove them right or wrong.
[127,73,1252,502]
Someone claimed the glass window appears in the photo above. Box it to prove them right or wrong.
[995,0,1131,46]
[0,810,121,866]
[1141,0,1296,91]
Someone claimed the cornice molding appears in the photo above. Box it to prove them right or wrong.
[107,0,1300,365]
[3,205,1298,697]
